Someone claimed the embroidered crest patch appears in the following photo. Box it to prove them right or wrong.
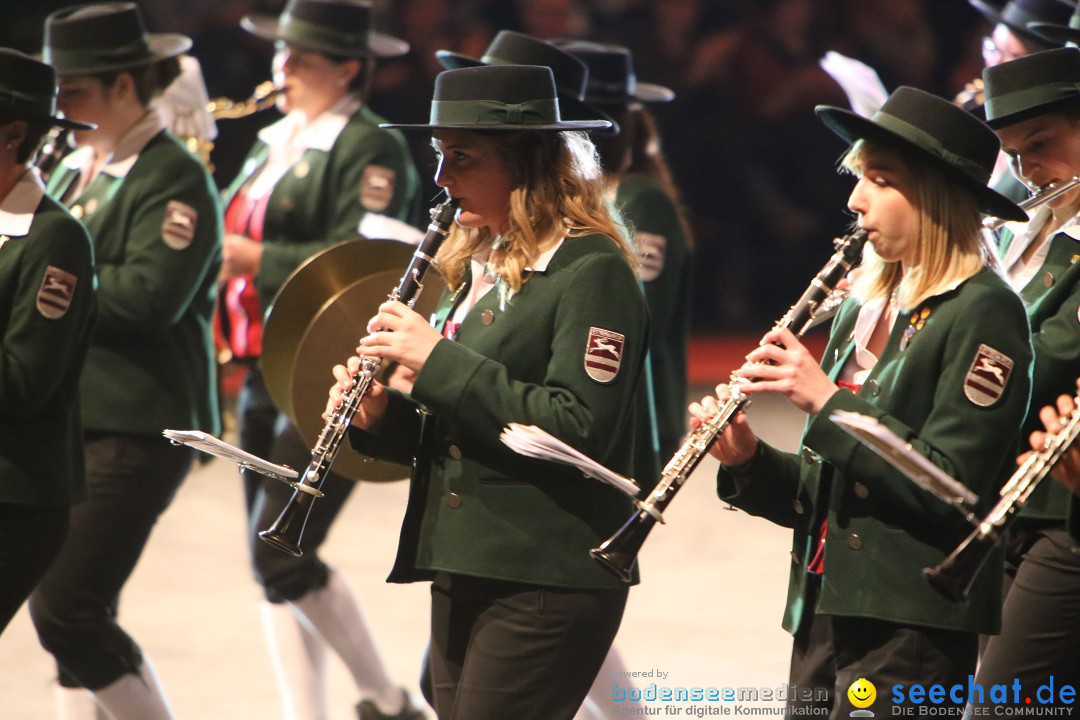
[636,231,667,282]
[161,200,198,250]
[360,165,395,212]
[37,266,77,319]
[584,327,624,383]
[964,344,1014,407]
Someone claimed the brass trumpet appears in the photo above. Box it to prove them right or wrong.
[207,81,282,119]
[185,82,282,167]
[924,391,1080,602]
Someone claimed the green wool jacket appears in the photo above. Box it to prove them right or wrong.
[350,234,651,589]
[616,174,692,461]
[47,127,222,436]
[998,224,1080,520]
[222,104,421,314]
[718,267,1032,635]
[0,178,96,507]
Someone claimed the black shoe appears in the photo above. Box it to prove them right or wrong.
[356,688,426,720]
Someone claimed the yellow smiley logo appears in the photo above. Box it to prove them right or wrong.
[848,678,876,709]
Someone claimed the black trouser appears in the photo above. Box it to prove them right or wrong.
[0,502,68,636]
[789,577,978,720]
[973,526,1080,711]
[28,434,193,689]
[240,368,356,603]
[424,572,627,720]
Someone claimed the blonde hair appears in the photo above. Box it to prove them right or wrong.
[841,138,986,310]
[434,130,636,295]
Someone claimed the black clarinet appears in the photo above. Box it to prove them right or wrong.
[259,195,459,556]
[591,229,869,582]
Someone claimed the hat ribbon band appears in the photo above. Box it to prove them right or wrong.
[1000,7,1041,31]
[278,15,370,53]
[46,38,151,69]
[0,87,42,106]
[871,112,988,182]
[587,77,636,98]
[430,98,560,125]
[988,81,1080,119]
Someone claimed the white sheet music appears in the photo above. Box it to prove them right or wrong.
[163,430,321,497]
[829,411,978,509]
[499,423,640,497]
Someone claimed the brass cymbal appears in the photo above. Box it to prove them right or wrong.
[262,238,446,482]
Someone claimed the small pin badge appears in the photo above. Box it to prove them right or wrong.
[899,307,930,352]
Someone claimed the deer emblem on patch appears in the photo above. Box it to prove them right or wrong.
[584,327,624,383]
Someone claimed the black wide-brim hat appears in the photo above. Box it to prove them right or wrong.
[43,2,192,76]
[379,65,612,132]
[0,49,94,130]
[242,0,408,58]
[552,39,674,106]
[983,46,1080,128]
[434,31,615,129]
[816,86,1027,222]
[1028,3,1080,44]
[969,0,1074,46]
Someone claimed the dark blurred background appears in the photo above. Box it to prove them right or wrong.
[0,0,994,334]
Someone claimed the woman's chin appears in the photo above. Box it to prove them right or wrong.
[454,211,486,230]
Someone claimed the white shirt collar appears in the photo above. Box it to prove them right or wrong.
[526,237,564,272]
[848,294,890,382]
[1001,205,1080,266]
[257,94,360,152]
[60,108,167,181]
[0,168,45,237]
[450,236,566,324]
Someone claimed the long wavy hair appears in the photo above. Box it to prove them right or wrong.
[434,129,636,295]
[841,138,985,311]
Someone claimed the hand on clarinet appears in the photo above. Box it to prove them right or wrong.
[358,300,442,372]
[325,357,388,431]
[732,327,838,414]
[688,384,758,466]
[1021,378,1080,495]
